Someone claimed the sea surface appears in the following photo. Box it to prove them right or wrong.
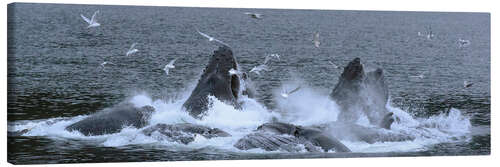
[7,3,490,164]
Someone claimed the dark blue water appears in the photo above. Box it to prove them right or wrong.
[7,3,490,164]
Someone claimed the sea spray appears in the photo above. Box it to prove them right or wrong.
[10,89,473,152]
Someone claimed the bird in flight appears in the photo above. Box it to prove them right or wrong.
[280,86,302,98]
[264,54,281,64]
[163,58,177,75]
[100,61,115,71]
[463,80,473,88]
[196,29,229,47]
[229,68,243,76]
[458,38,471,48]
[126,43,139,56]
[410,71,426,79]
[250,64,268,76]
[244,12,263,19]
[81,10,100,28]
[313,32,320,48]
[328,61,340,69]
[426,26,434,40]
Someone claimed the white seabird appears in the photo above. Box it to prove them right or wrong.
[464,81,473,88]
[81,10,100,28]
[328,61,340,69]
[313,32,320,48]
[458,38,471,48]
[250,64,268,75]
[163,58,177,75]
[244,12,263,19]
[229,68,243,76]
[264,54,281,64]
[280,86,302,98]
[100,61,114,71]
[409,74,425,79]
[196,29,229,47]
[126,43,139,56]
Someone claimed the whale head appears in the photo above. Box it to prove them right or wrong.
[330,57,393,129]
[183,46,242,119]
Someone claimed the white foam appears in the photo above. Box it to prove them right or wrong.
[274,84,340,126]
[10,87,474,153]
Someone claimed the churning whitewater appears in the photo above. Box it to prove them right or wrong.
[9,77,472,153]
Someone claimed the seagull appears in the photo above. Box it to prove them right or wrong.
[463,80,473,88]
[426,26,434,40]
[313,32,320,48]
[458,38,471,48]
[163,58,177,75]
[268,54,281,61]
[99,61,115,71]
[81,10,100,28]
[244,12,263,19]
[328,61,340,69]
[196,29,229,47]
[229,68,243,76]
[250,64,268,75]
[100,61,115,68]
[409,72,426,79]
[427,32,434,40]
[280,86,302,98]
[264,54,281,64]
[126,43,139,56]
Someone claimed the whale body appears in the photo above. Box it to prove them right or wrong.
[235,122,351,152]
[65,103,154,136]
[141,123,230,144]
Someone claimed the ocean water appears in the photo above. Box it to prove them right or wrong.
[7,3,490,164]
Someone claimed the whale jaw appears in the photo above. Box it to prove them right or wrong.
[330,57,393,129]
[182,46,241,119]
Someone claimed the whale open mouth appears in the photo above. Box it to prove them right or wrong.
[182,46,243,118]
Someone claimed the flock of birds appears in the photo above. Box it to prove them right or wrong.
[81,9,474,100]
[417,26,471,48]
[81,10,304,98]
[412,26,474,89]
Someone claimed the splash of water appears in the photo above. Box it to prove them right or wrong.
[10,84,473,153]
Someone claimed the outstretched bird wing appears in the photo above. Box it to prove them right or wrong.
[81,14,91,24]
[168,58,177,66]
[164,68,169,75]
[288,86,302,95]
[264,55,272,64]
[196,30,212,40]
[91,10,99,23]
[213,38,230,47]
[329,61,339,68]
[129,43,137,51]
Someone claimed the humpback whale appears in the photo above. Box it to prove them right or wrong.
[182,46,249,118]
[313,121,414,144]
[141,123,230,144]
[11,47,415,153]
[65,103,155,136]
[235,122,351,152]
[330,58,394,129]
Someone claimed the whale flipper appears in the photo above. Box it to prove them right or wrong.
[65,104,154,136]
[330,58,393,129]
[182,46,243,119]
